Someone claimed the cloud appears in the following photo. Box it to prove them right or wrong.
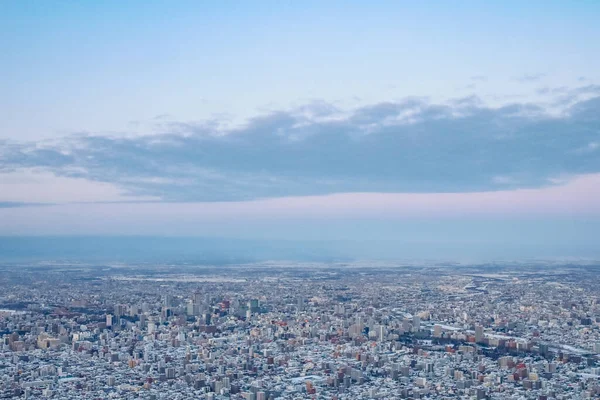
[470,75,488,82]
[550,84,600,108]
[536,86,569,96]
[514,73,546,83]
[491,175,521,185]
[0,169,159,204]
[1,95,599,203]
[1,173,600,236]
[0,202,46,208]
[574,142,600,154]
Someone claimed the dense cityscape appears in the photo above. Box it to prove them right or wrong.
[2,261,600,399]
[2,1,599,399]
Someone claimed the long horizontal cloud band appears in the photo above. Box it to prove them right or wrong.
[1,94,599,202]
[1,174,600,237]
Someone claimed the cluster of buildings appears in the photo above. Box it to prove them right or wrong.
[1,261,600,399]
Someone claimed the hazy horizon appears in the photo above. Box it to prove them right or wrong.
[2,235,599,265]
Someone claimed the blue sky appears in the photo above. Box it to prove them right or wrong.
[2,1,599,139]
[1,1,599,260]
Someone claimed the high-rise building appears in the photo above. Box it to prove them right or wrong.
[166,367,175,379]
[475,325,484,343]
[193,291,202,305]
[378,325,386,341]
[248,299,260,312]
[297,297,305,311]
[477,387,487,399]
[402,319,411,333]
[413,315,420,332]
[138,313,147,329]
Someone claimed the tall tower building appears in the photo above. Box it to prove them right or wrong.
[413,315,420,332]
[475,325,484,343]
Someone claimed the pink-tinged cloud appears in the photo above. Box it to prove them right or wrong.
[0,173,599,235]
[0,169,160,203]
[249,173,600,217]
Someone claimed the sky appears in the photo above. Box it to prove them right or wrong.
[1,1,600,260]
